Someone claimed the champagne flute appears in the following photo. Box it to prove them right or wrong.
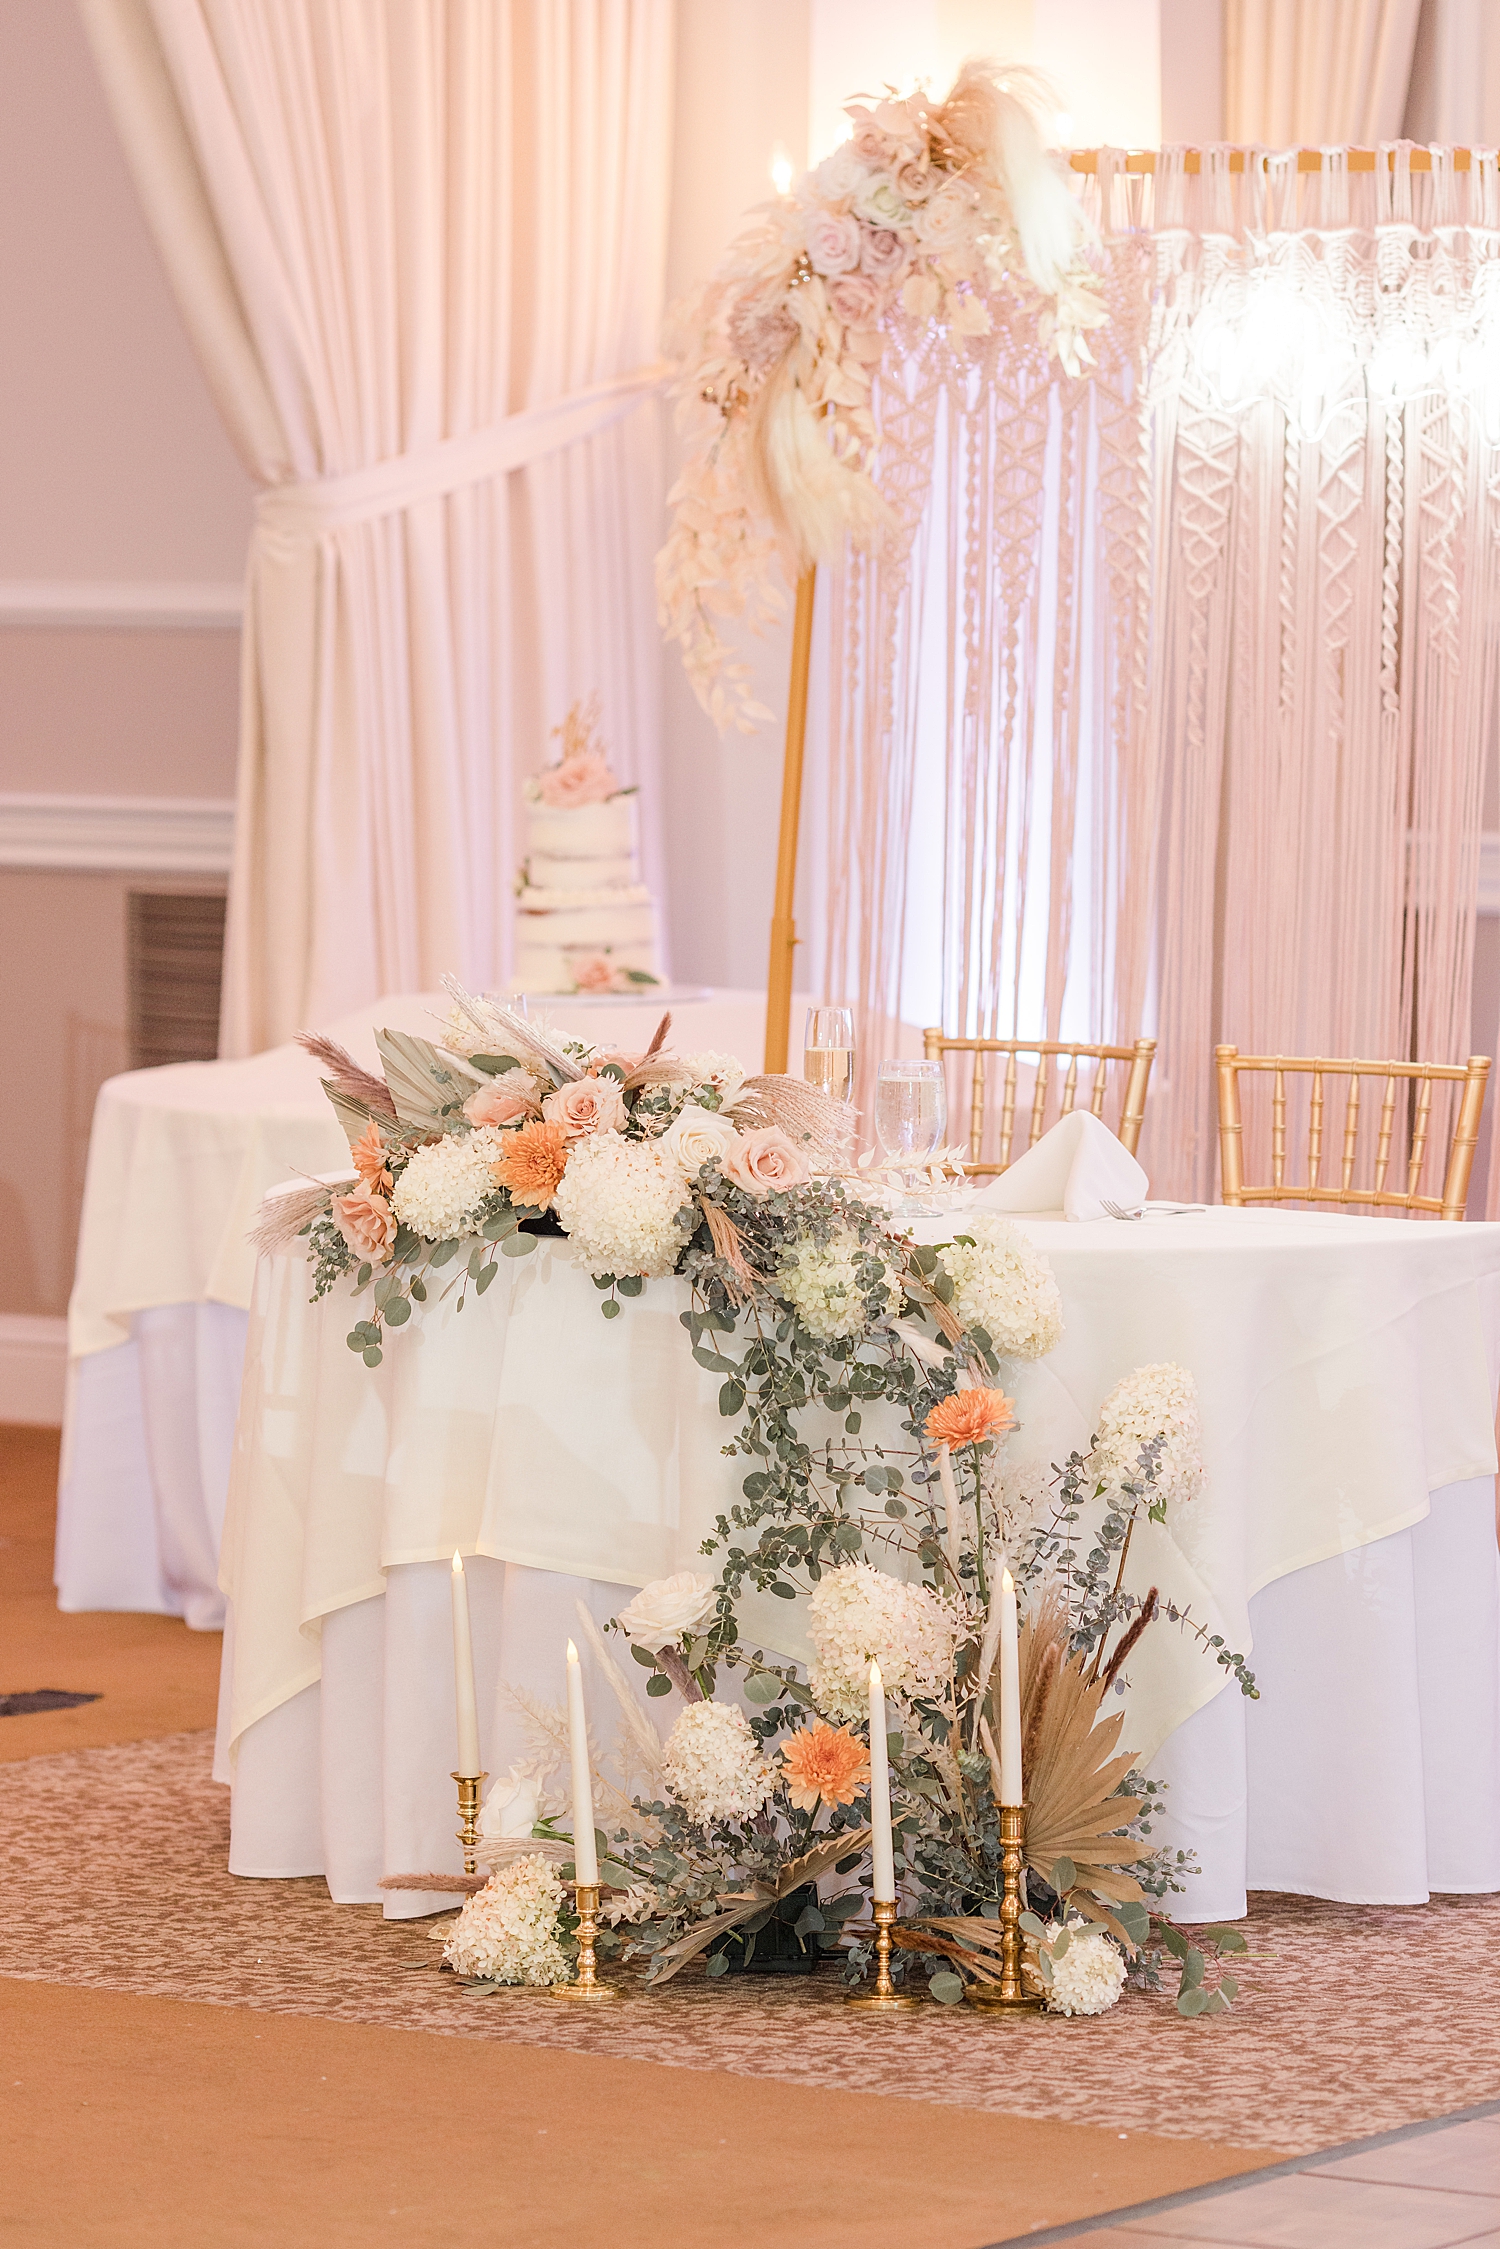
[875,1059,947,1206]
[804,1005,855,1103]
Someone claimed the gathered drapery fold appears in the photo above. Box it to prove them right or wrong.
[80,0,673,1054]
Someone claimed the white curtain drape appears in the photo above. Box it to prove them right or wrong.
[80,0,673,1055]
[1227,0,1424,142]
[822,151,1500,1203]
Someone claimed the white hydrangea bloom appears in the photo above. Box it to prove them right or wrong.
[939,1214,1063,1359]
[552,1134,693,1278]
[390,1126,508,1241]
[780,1231,898,1343]
[1091,1364,1204,1511]
[661,1700,775,1825]
[806,1561,960,1722]
[442,1854,571,1986]
[1043,1920,1127,2017]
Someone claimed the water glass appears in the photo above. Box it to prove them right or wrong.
[804,1005,855,1103]
[874,1059,947,1168]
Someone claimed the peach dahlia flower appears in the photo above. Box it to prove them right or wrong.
[923,1386,1016,1452]
[779,1722,870,1812]
[490,1120,570,1210]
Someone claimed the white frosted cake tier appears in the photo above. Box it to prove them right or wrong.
[516,896,657,949]
[527,851,638,892]
[526,795,638,862]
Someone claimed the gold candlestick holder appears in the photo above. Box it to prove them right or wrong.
[968,1803,1044,2012]
[453,1770,487,1877]
[846,1898,921,2009]
[551,1882,619,2000]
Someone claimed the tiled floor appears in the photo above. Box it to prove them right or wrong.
[1022,2110,1500,2248]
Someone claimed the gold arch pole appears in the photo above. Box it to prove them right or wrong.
[763,565,818,1073]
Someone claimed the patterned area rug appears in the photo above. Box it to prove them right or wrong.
[4,1730,1495,2155]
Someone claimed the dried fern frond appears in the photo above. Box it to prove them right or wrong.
[296,1032,398,1120]
[249,1180,336,1257]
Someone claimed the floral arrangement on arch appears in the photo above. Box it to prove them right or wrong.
[656,59,1107,730]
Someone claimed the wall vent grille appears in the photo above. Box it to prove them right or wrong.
[127,890,226,1070]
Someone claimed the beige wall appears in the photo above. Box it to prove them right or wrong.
[0,1,250,1318]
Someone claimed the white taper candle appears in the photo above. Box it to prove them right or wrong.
[998,1568,1022,1804]
[565,1639,599,1886]
[450,1551,481,1777]
[867,1658,896,1900]
[936,1443,962,1570]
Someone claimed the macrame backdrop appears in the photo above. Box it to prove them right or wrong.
[821,147,1500,1206]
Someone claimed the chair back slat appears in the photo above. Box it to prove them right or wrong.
[922,1033,1157,1175]
[1214,1046,1491,1221]
[1374,1074,1398,1192]
[1408,1077,1434,1197]
[1340,1072,1360,1192]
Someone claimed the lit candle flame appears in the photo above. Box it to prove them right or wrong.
[769,144,794,197]
[451,1550,462,1574]
[566,1638,579,1664]
[1002,1567,1014,1593]
[869,1657,883,1689]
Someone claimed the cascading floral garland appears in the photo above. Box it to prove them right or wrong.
[267,986,1256,2014]
[656,60,1107,731]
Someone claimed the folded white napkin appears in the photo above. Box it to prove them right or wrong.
[972,1108,1149,1222]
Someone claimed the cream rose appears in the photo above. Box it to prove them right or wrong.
[722,1126,812,1198]
[331,1185,396,1264]
[660,1103,742,1177]
[853,174,909,231]
[479,1766,542,1846]
[617,1572,718,1642]
[805,209,862,276]
[463,1078,535,1128]
[542,1074,628,1139]
[912,182,973,254]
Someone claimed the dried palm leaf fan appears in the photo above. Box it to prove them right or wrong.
[1010,1593,1146,1941]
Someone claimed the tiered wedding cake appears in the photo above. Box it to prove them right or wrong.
[514,700,663,994]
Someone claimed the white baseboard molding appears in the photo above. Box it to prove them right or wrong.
[0,794,235,875]
[0,1315,66,1427]
[0,580,242,630]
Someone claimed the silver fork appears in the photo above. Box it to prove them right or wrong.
[1101,1197,1144,1221]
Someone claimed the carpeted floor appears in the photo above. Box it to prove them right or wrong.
[0,1424,221,1760]
[5,1727,1499,2158]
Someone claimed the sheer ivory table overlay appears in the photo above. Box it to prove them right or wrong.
[218,1202,1500,1923]
[57,989,806,1629]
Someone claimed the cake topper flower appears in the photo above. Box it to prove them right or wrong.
[657,61,1106,732]
[532,693,620,807]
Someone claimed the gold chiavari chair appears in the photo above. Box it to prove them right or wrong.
[921,1032,1157,1175]
[1214,1046,1492,1220]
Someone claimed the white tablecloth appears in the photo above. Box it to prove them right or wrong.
[56,987,804,1625]
[219,1205,1500,1921]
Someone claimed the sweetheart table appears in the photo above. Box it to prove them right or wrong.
[216,1202,1500,1924]
[56,986,806,1629]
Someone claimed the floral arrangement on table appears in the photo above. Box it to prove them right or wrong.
[289,1001,1259,2017]
[656,59,1107,730]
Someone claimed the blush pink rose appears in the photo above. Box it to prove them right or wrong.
[828,273,884,328]
[804,210,862,276]
[851,121,894,167]
[571,955,618,993]
[892,155,932,205]
[463,1080,535,1128]
[860,226,909,281]
[721,1126,812,1198]
[536,751,618,808]
[542,1074,628,1139]
[332,1186,396,1264]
